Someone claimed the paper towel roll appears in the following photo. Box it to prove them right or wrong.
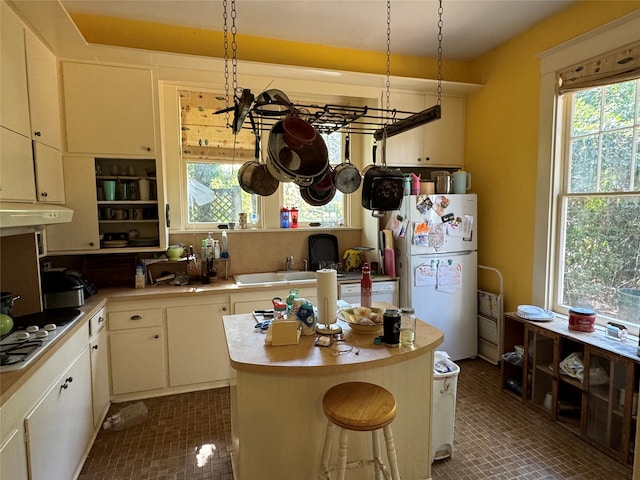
[316,269,338,326]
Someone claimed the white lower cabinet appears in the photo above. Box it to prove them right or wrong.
[0,428,28,480]
[166,301,230,387]
[25,347,93,480]
[89,308,110,428]
[109,327,166,396]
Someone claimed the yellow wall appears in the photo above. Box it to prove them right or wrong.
[69,13,471,82]
[465,1,640,311]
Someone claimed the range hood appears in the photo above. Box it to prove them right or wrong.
[0,202,73,229]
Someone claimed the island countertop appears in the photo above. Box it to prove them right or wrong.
[223,307,444,375]
[223,304,445,480]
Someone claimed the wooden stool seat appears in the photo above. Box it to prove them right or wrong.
[318,382,401,480]
[322,382,397,431]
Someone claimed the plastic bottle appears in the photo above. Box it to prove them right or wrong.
[360,262,372,307]
[213,240,220,260]
[290,207,299,228]
[220,230,229,258]
[103,402,148,431]
[280,207,290,228]
[205,232,214,258]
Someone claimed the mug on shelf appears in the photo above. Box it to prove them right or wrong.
[103,180,116,201]
[113,209,128,220]
[138,178,151,200]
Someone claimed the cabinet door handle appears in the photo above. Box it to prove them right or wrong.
[154,334,159,339]
[165,204,171,228]
[89,242,95,247]
[34,131,41,137]
[93,344,99,350]
[98,316,105,323]
[61,376,73,389]
[130,315,142,320]
[222,306,227,312]
[144,146,152,152]
[40,192,48,197]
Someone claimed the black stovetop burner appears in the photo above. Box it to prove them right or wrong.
[12,308,82,329]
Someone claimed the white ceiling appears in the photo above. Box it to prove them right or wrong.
[59,0,576,61]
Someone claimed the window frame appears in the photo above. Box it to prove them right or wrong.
[177,87,352,231]
[534,12,640,335]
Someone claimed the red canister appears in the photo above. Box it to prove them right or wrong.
[568,307,596,332]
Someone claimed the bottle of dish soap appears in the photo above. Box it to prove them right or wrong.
[220,230,229,258]
[205,232,215,259]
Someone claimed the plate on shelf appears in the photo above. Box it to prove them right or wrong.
[516,305,555,321]
[103,240,128,248]
[129,238,158,247]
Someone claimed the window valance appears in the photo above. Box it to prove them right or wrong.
[558,42,640,94]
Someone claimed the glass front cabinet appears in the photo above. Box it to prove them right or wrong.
[501,313,639,467]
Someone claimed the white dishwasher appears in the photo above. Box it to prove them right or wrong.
[339,281,399,306]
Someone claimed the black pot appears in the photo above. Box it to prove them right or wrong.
[0,292,20,316]
[361,165,404,215]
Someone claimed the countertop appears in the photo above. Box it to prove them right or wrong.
[0,275,397,406]
[223,305,444,375]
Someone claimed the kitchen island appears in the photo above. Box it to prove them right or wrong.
[223,307,444,480]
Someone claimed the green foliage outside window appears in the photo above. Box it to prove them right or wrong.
[561,79,640,325]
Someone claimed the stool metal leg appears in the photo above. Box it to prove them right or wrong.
[336,428,349,480]
[318,422,336,480]
[383,425,401,480]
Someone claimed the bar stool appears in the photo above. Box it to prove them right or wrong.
[318,382,401,480]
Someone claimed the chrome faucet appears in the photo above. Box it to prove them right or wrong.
[284,256,294,271]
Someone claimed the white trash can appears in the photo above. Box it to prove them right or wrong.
[431,361,460,463]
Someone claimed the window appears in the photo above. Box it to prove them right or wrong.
[180,90,258,227]
[179,89,346,228]
[555,79,640,328]
[282,132,345,226]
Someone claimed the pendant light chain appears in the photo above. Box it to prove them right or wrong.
[222,0,230,125]
[222,0,239,128]
[230,0,238,95]
[437,0,443,105]
[384,0,392,117]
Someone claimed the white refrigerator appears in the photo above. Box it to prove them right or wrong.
[396,194,477,361]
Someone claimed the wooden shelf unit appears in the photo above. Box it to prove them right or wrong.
[501,312,639,467]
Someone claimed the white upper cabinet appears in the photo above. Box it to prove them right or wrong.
[63,62,156,156]
[385,91,465,167]
[25,29,62,150]
[33,142,65,203]
[46,156,100,251]
[0,127,36,202]
[0,2,30,138]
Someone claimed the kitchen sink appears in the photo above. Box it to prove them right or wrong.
[234,271,317,286]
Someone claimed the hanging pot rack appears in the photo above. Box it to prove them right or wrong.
[218,0,444,140]
[215,93,440,137]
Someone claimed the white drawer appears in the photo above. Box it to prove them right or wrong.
[89,307,106,337]
[109,308,162,330]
